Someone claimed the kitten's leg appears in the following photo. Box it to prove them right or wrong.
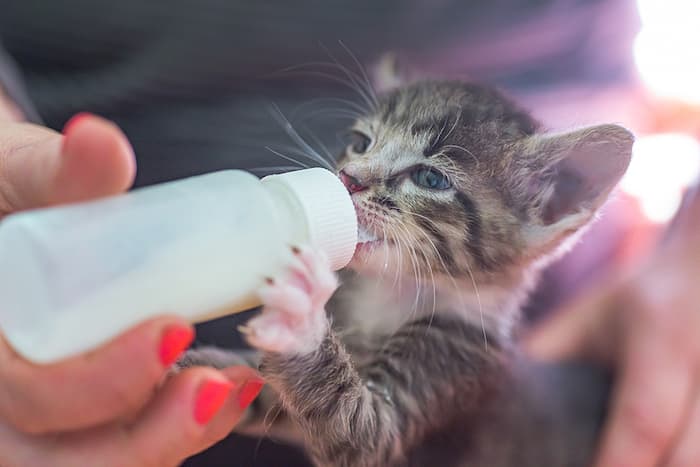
[175,346,259,371]
[246,246,501,467]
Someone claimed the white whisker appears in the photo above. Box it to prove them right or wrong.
[393,219,437,327]
[337,40,379,109]
[401,208,488,349]
[245,165,302,174]
[292,97,369,118]
[444,112,462,141]
[296,124,338,168]
[268,104,335,170]
[270,64,373,114]
[263,147,309,168]
[441,144,480,166]
[320,44,378,112]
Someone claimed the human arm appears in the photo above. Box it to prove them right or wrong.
[526,182,700,467]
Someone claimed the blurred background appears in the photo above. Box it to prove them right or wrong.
[1,0,698,465]
[519,0,700,320]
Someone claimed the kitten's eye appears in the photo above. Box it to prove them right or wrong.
[349,131,371,154]
[411,167,452,190]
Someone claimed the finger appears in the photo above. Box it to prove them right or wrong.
[523,285,616,362]
[0,367,264,467]
[667,180,700,237]
[0,316,194,434]
[53,113,136,203]
[0,89,23,122]
[594,328,693,467]
[129,366,264,465]
[663,379,700,467]
[0,113,135,213]
[659,180,700,267]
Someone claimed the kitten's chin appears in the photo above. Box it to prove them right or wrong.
[351,225,382,261]
[349,224,396,273]
[349,240,400,275]
[350,240,383,267]
[357,224,380,243]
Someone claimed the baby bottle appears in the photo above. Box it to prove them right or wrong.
[0,168,357,363]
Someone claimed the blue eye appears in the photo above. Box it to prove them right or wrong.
[411,167,452,190]
[349,131,371,154]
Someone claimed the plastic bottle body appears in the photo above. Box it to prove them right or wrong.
[0,170,327,363]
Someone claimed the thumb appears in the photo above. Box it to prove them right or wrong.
[523,284,617,363]
[0,113,136,213]
[665,180,700,249]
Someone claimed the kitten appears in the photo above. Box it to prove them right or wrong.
[183,80,632,466]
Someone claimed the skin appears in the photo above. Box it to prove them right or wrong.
[0,95,261,466]
[526,183,700,467]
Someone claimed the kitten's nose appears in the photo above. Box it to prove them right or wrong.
[339,170,368,194]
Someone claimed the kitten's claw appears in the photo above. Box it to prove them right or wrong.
[245,246,337,355]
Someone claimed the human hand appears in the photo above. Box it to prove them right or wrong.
[526,183,700,467]
[0,112,264,466]
[0,88,23,122]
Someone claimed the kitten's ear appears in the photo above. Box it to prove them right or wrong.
[371,53,405,93]
[521,124,634,248]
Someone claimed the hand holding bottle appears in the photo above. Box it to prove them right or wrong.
[0,110,262,466]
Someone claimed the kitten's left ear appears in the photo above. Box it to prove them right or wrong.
[520,123,634,250]
[371,53,405,93]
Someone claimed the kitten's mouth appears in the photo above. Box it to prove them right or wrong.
[354,224,384,254]
[358,225,380,243]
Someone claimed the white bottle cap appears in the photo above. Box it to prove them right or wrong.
[261,168,358,270]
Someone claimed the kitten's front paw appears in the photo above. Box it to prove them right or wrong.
[244,246,337,355]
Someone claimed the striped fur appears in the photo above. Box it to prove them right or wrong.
[184,80,632,466]
[261,316,502,467]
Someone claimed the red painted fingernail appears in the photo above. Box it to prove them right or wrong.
[238,378,265,410]
[193,379,234,425]
[158,325,194,367]
[62,112,93,136]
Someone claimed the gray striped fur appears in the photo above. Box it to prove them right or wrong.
[184,80,632,466]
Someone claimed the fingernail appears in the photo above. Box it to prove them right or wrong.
[193,379,234,425]
[237,378,265,410]
[62,112,93,136]
[158,324,194,367]
[291,245,301,254]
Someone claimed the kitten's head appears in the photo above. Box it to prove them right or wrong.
[337,80,633,285]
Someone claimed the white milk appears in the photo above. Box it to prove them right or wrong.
[0,168,357,363]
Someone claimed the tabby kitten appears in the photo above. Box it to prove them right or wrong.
[185,80,632,467]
